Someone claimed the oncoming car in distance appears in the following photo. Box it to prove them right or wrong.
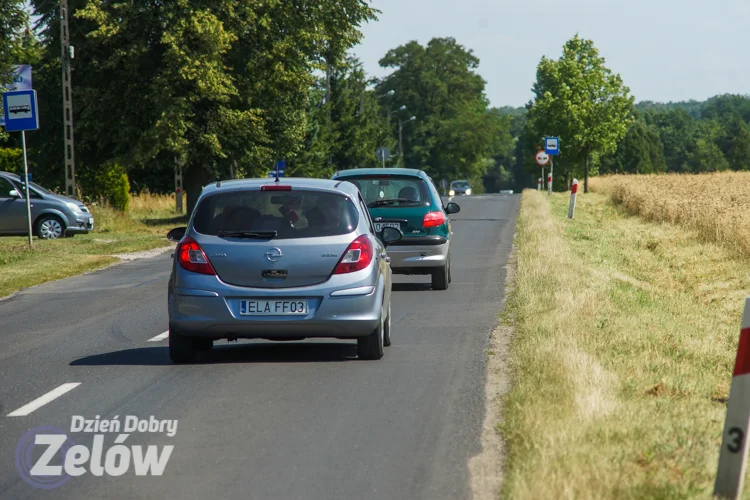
[449,180,471,196]
[331,168,460,290]
[166,178,402,363]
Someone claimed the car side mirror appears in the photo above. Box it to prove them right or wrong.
[380,226,402,247]
[445,202,460,214]
[9,189,21,198]
[166,226,187,242]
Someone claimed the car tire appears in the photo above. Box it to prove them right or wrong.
[383,302,392,347]
[432,262,449,290]
[447,257,452,284]
[35,215,65,240]
[169,328,197,364]
[194,338,213,351]
[357,315,384,360]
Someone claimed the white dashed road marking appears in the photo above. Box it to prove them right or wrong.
[148,331,169,342]
[7,383,81,417]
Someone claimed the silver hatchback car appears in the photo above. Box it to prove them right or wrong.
[165,177,402,363]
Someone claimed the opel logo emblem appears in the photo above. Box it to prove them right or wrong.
[265,248,283,262]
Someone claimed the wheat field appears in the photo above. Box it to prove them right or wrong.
[590,172,750,255]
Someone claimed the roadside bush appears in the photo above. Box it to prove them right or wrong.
[82,161,131,212]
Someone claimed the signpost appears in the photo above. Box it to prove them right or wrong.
[268,160,286,178]
[535,150,550,192]
[376,146,390,168]
[3,89,39,246]
[0,65,32,128]
[715,298,750,499]
[543,137,560,195]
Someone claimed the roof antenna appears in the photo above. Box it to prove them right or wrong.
[274,161,280,183]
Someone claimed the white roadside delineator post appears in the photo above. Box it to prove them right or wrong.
[547,172,552,195]
[568,178,578,219]
[537,177,542,191]
[715,297,750,499]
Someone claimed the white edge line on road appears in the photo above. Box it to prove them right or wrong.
[7,383,81,417]
[148,331,169,342]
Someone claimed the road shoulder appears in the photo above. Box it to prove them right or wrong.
[468,238,515,499]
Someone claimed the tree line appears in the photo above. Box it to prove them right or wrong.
[0,0,511,212]
[0,3,741,207]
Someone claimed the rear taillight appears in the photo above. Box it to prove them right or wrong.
[333,235,374,274]
[261,185,292,191]
[177,236,216,275]
[423,211,446,228]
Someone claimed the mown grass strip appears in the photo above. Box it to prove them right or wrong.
[0,193,183,298]
[501,189,745,499]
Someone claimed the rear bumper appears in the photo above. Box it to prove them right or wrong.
[169,281,383,340]
[386,238,449,271]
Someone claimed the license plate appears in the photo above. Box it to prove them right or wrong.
[375,222,400,232]
[239,299,308,316]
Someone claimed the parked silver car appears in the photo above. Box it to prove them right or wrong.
[165,177,402,363]
[0,171,93,239]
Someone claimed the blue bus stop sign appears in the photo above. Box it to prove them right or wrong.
[544,137,560,155]
[3,90,39,132]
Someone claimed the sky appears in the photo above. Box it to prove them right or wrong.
[352,0,750,108]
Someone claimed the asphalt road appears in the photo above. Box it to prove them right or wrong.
[0,193,520,500]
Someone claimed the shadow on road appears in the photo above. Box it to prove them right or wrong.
[70,341,358,366]
[392,282,433,292]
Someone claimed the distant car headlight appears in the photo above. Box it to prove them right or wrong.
[465,188,472,195]
[449,190,455,196]
[65,202,85,214]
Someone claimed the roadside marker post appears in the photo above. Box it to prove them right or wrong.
[547,172,552,196]
[568,179,578,219]
[537,178,542,190]
[3,89,39,247]
[715,297,750,499]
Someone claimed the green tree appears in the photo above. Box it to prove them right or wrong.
[526,35,634,192]
[30,0,376,211]
[376,37,499,182]
[600,120,666,174]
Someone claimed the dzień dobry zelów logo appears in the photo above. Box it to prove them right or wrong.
[15,416,177,489]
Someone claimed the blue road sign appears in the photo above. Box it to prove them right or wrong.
[0,65,32,127]
[268,160,286,178]
[544,136,560,155]
[3,90,39,132]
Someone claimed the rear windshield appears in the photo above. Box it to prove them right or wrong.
[341,176,429,208]
[192,190,359,239]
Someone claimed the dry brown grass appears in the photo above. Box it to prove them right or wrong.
[501,189,745,499]
[590,172,750,255]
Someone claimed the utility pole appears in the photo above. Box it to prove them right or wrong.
[60,0,76,198]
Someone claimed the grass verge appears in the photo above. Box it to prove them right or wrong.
[0,193,184,298]
[500,189,745,499]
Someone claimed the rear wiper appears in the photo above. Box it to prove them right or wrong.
[217,230,277,239]
[369,198,415,207]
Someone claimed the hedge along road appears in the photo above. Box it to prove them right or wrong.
[0,193,520,500]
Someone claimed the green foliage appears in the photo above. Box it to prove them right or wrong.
[376,37,502,182]
[83,161,131,212]
[0,147,22,173]
[525,35,635,191]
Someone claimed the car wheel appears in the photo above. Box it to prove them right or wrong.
[357,314,384,360]
[383,302,392,347]
[169,328,197,364]
[432,263,449,290]
[35,215,65,240]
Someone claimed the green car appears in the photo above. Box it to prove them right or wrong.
[332,168,460,290]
